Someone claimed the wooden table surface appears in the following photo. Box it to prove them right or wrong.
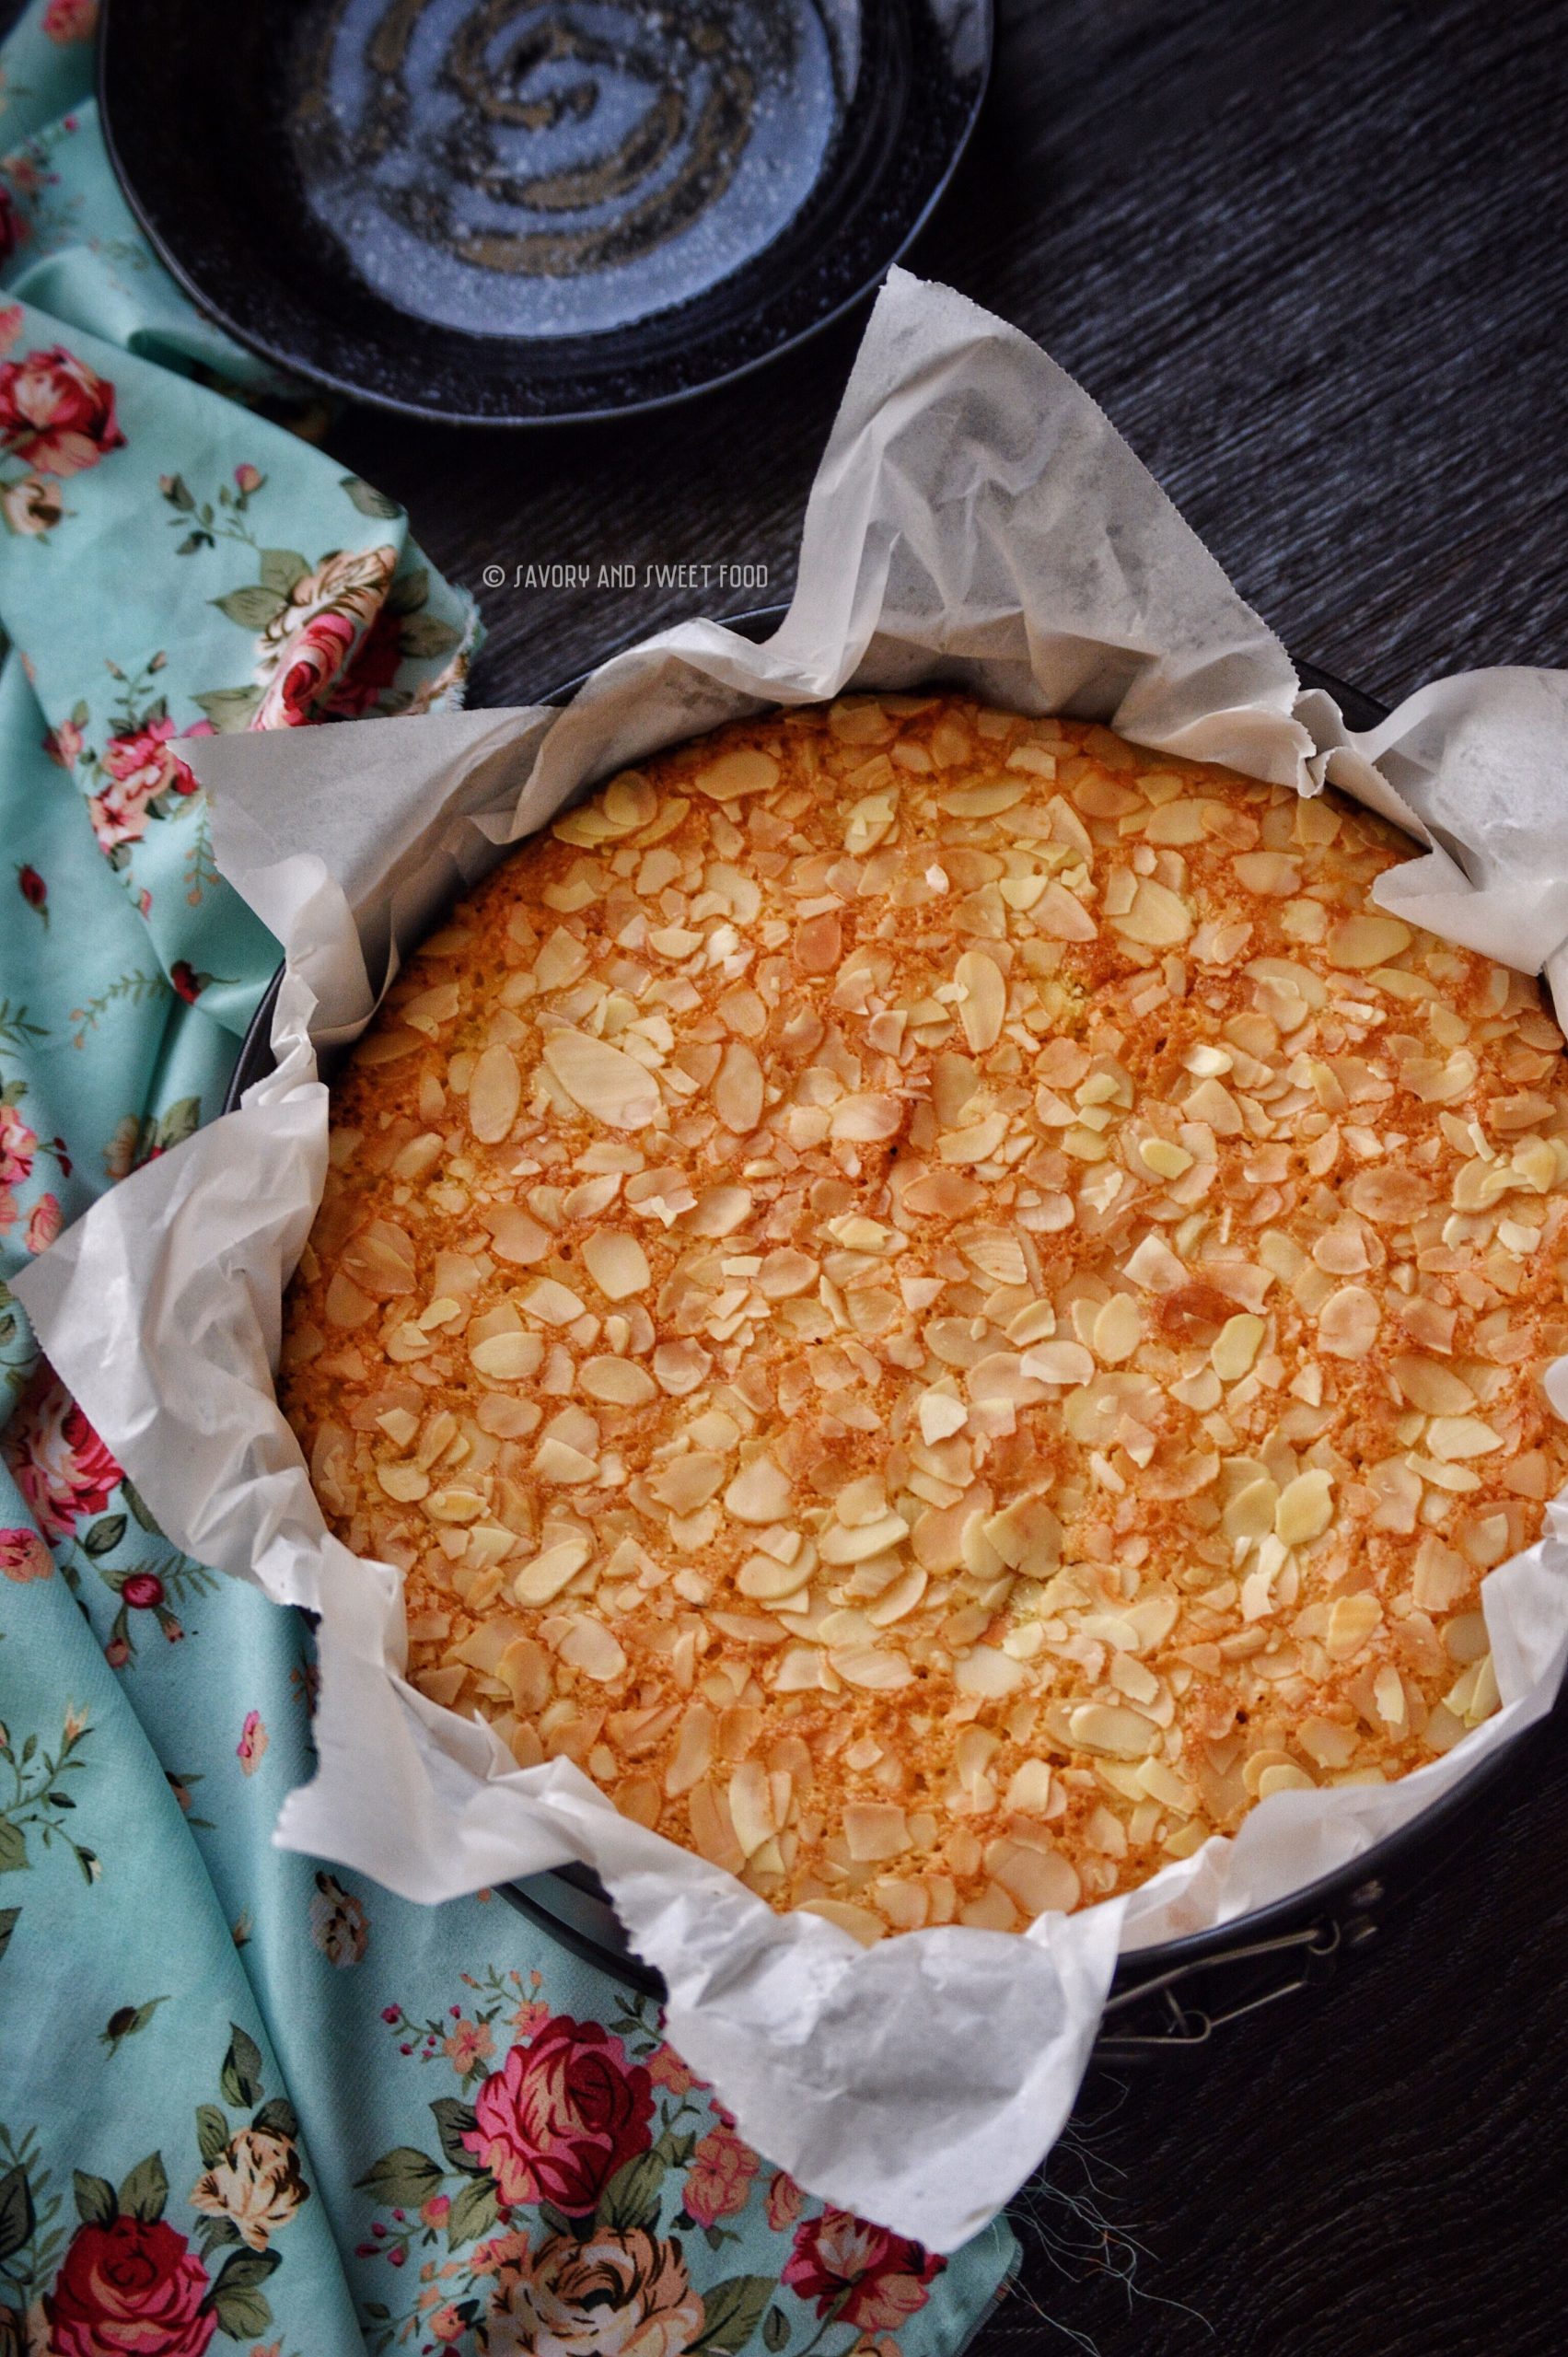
[338,2,1568,2349]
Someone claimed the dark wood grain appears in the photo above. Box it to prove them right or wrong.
[180,0,1568,2346]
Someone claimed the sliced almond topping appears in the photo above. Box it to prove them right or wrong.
[470,1332,544,1381]
[828,1646,915,1691]
[799,1898,885,1946]
[843,1802,912,1863]
[558,1616,628,1682]
[1211,1313,1265,1384]
[543,1028,661,1129]
[1274,1469,1334,1547]
[723,1455,794,1523]
[510,1538,591,1606]
[1068,1702,1156,1757]
[1327,913,1412,970]
[469,1045,521,1144]
[955,950,1006,1052]
[578,1356,657,1407]
[692,748,780,800]
[581,1229,651,1301]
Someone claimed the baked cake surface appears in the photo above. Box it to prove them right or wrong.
[280,697,1568,1941]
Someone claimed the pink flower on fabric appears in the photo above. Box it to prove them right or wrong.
[26,1192,60,1253]
[2,1372,122,1541]
[0,1102,35,1189]
[0,1527,52,1582]
[0,345,123,477]
[250,610,356,730]
[43,0,99,41]
[86,714,199,855]
[236,1711,269,1774]
[462,2018,653,2215]
[42,718,81,768]
[234,463,263,493]
[0,305,22,355]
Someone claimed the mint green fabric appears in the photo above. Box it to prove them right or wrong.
[0,10,1018,2354]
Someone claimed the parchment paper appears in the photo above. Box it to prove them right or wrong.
[17,269,1568,2251]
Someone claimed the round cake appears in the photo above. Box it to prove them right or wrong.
[280,694,1568,1942]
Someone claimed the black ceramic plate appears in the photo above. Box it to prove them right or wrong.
[99,0,991,425]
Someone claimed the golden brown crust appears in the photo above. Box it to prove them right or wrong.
[280,696,1568,1942]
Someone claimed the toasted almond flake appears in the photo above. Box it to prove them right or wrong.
[724,1456,794,1523]
[843,1802,912,1863]
[534,1437,598,1483]
[1092,1293,1143,1364]
[799,1898,885,1945]
[954,1645,1028,1698]
[377,1462,430,1502]
[728,1761,780,1856]
[513,1538,593,1605]
[559,1616,627,1681]
[1327,913,1412,969]
[1274,1469,1334,1546]
[426,1487,486,1525]
[578,1356,657,1406]
[524,1279,587,1327]
[1427,1414,1504,1460]
[829,1646,915,1690]
[1318,1283,1380,1358]
[1325,1592,1382,1659]
[714,1039,765,1132]
[580,1229,650,1301]
[1068,1702,1155,1757]
[1211,1313,1266,1383]
[819,1512,908,1565]
[543,1028,661,1129]
[469,1332,542,1381]
[954,949,1007,1052]
[918,1390,969,1444]
[469,1045,521,1144]
[737,1552,811,1603]
[693,748,781,800]
[325,1272,378,1329]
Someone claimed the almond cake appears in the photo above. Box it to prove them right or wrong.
[279,695,1568,1943]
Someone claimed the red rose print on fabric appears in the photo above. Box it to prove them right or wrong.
[321,600,402,719]
[2,1371,122,1541]
[461,2016,654,2215]
[44,2215,215,2357]
[0,1101,35,1190]
[0,345,124,478]
[251,610,355,729]
[87,714,198,855]
[782,2210,945,2333]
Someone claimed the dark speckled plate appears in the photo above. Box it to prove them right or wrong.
[99,0,991,425]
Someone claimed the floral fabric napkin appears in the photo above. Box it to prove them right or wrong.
[0,6,1016,2354]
